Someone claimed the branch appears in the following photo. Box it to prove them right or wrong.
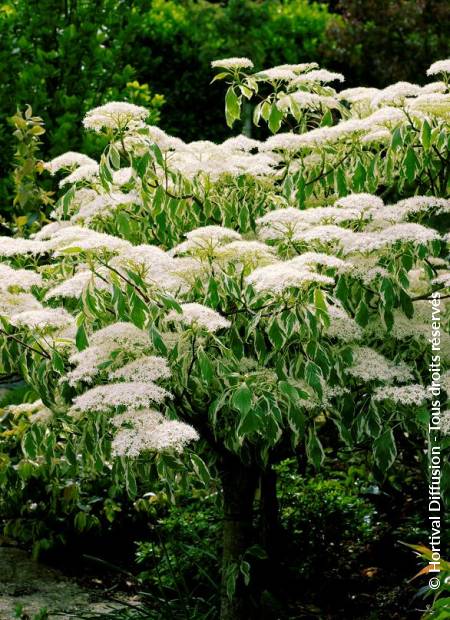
[0,328,51,359]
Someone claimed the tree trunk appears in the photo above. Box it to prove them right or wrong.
[260,465,280,563]
[220,456,258,620]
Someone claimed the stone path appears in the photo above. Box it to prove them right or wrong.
[0,547,131,619]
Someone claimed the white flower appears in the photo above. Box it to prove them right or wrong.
[90,322,149,348]
[275,62,319,73]
[72,191,141,223]
[44,152,97,175]
[290,252,348,270]
[70,381,172,414]
[221,135,261,152]
[45,269,110,300]
[211,57,254,70]
[256,207,310,240]
[421,81,447,94]
[49,225,131,255]
[59,163,100,188]
[346,257,389,284]
[407,93,450,117]
[346,347,413,383]
[441,410,450,435]
[296,119,368,145]
[343,224,440,254]
[0,264,43,291]
[371,82,422,107]
[67,322,151,385]
[0,237,49,257]
[372,384,430,405]
[292,225,356,246]
[433,272,450,288]
[108,356,171,382]
[287,206,365,226]
[10,307,73,331]
[246,263,334,294]
[255,67,297,82]
[426,59,450,76]
[278,92,339,113]
[6,399,53,425]
[33,221,71,241]
[339,87,380,103]
[185,225,241,243]
[83,102,149,132]
[395,196,450,217]
[290,69,345,85]
[0,292,43,319]
[167,303,230,333]
[365,106,405,126]
[334,193,384,211]
[261,133,310,153]
[214,240,276,265]
[361,129,391,144]
[326,305,362,342]
[112,167,134,186]
[170,226,241,256]
[111,413,198,456]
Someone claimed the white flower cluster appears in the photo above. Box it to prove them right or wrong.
[45,267,110,300]
[346,347,413,383]
[83,102,149,132]
[70,381,172,414]
[6,399,53,425]
[0,263,43,291]
[167,303,230,333]
[111,409,198,457]
[10,307,74,331]
[66,321,197,455]
[246,262,334,294]
[44,152,97,175]
[67,322,151,385]
[211,57,254,70]
[372,384,429,405]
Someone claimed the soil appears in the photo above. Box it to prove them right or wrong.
[0,546,133,620]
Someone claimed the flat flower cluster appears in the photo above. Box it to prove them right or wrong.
[0,56,449,464]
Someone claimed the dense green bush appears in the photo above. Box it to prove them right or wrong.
[324,0,450,87]
[0,0,335,209]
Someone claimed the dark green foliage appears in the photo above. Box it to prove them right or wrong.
[323,0,450,88]
[0,0,335,208]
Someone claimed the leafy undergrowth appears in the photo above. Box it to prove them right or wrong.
[7,458,436,620]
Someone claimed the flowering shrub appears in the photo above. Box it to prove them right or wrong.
[0,58,449,619]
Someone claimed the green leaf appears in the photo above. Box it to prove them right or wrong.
[225,87,241,128]
[197,349,213,383]
[373,429,397,471]
[306,426,325,468]
[335,167,347,196]
[232,383,252,415]
[109,144,121,168]
[268,104,283,133]
[268,319,284,349]
[305,361,323,398]
[355,299,369,327]
[314,288,328,313]
[22,431,37,459]
[51,351,65,373]
[421,119,431,150]
[391,126,403,150]
[148,325,167,355]
[75,322,89,351]
[404,147,417,184]
[237,409,261,437]
[190,453,211,485]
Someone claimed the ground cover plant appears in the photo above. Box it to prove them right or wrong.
[0,56,450,618]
